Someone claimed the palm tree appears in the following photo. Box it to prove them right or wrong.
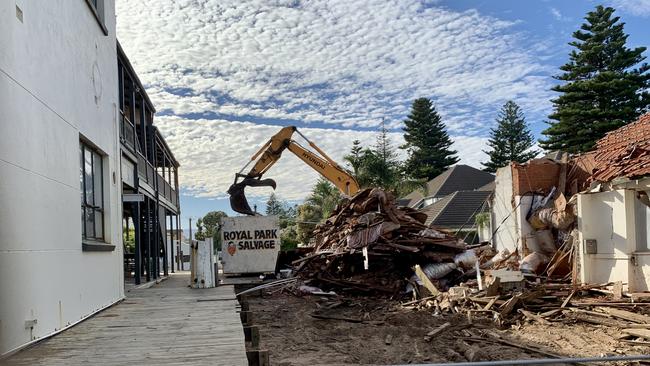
[306,178,341,219]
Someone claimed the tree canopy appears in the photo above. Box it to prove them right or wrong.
[401,98,459,180]
[195,211,228,249]
[482,101,538,172]
[540,5,650,153]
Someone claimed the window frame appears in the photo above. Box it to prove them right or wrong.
[84,0,108,36]
[80,141,107,244]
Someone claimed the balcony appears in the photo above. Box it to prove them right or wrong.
[137,153,179,208]
[157,173,179,207]
[119,112,137,153]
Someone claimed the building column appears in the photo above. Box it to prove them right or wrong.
[144,197,151,282]
[133,201,142,285]
[170,213,175,273]
[177,214,183,271]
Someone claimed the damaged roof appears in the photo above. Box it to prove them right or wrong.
[590,113,650,183]
[419,190,492,229]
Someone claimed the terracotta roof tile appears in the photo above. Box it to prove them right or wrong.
[590,113,650,183]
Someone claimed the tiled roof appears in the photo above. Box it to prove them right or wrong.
[401,165,494,207]
[419,190,492,229]
[590,113,650,183]
[428,165,495,197]
[399,190,424,207]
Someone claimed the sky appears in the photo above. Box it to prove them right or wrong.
[115,0,650,231]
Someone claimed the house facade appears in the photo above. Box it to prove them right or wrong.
[0,1,181,356]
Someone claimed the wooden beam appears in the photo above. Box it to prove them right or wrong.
[414,264,440,296]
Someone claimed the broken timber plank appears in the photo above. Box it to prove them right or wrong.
[560,290,575,308]
[401,296,436,306]
[599,307,650,324]
[499,295,520,317]
[564,310,628,328]
[424,322,451,342]
[309,313,364,323]
[466,333,572,362]
[469,296,505,306]
[519,309,550,325]
[622,328,650,340]
[539,308,563,318]
[484,296,500,311]
[414,264,440,296]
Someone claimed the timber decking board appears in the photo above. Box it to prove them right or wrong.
[4,273,247,366]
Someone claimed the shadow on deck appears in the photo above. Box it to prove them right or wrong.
[4,272,247,366]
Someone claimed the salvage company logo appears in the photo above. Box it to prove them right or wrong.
[227,242,237,256]
[223,229,278,253]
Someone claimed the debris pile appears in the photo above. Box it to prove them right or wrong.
[404,273,650,340]
[294,188,481,295]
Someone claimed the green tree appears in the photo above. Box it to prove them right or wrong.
[295,204,322,244]
[265,193,285,216]
[306,178,341,219]
[344,142,378,188]
[540,5,650,153]
[344,139,364,176]
[280,225,299,250]
[343,133,424,196]
[195,211,228,250]
[401,98,459,180]
[369,119,401,188]
[263,193,300,248]
[482,101,538,172]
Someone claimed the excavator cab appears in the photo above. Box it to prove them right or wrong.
[228,174,277,216]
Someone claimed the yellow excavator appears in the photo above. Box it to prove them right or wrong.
[228,126,360,215]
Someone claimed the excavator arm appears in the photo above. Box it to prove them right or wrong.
[228,126,359,216]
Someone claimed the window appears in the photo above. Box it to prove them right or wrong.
[85,0,107,35]
[80,142,104,241]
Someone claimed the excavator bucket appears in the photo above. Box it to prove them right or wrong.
[228,176,277,216]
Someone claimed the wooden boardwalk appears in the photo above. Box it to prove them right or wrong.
[5,273,247,366]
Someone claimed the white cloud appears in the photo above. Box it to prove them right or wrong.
[549,7,571,22]
[611,0,650,17]
[116,0,554,131]
[156,116,487,200]
[115,0,547,199]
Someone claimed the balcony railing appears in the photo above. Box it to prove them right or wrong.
[137,153,155,188]
[137,153,178,208]
[119,112,136,152]
[157,173,179,207]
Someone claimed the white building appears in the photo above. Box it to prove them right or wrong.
[1,1,183,355]
[487,114,650,292]
[575,114,650,292]
[0,0,166,356]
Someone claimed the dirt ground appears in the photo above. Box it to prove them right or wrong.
[244,292,650,366]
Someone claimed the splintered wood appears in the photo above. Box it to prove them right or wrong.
[294,188,471,295]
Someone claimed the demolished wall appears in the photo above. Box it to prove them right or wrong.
[491,166,518,254]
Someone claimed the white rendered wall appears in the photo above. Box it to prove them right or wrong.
[631,190,650,291]
[491,166,518,253]
[577,190,632,289]
[0,0,123,355]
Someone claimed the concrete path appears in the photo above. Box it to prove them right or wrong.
[4,273,247,366]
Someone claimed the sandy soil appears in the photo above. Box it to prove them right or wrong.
[243,292,650,366]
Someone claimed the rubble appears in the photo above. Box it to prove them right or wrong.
[293,187,485,295]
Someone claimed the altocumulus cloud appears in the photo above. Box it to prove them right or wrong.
[155,116,488,200]
[116,0,552,200]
